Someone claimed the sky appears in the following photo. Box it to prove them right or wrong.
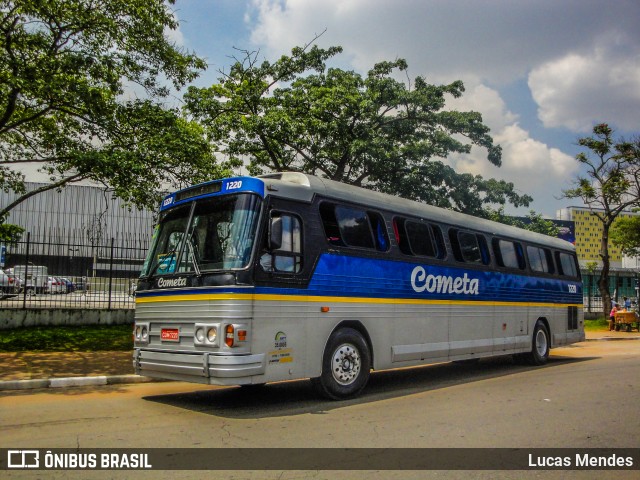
[160,0,640,218]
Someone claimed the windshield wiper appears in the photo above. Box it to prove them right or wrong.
[186,237,201,276]
[147,248,178,278]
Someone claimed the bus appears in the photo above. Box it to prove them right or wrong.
[133,172,584,399]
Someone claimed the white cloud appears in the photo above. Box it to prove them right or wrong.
[528,35,640,132]
[447,85,578,215]
[165,7,185,47]
[448,84,517,131]
[249,0,640,83]
[165,25,185,47]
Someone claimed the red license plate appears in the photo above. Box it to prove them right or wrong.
[161,328,180,342]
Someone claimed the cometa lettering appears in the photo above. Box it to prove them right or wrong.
[411,266,479,295]
[157,277,187,288]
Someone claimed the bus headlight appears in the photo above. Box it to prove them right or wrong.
[194,323,220,347]
[195,327,205,343]
[207,327,217,343]
[134,323,149,344]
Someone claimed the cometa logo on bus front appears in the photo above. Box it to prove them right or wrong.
[411,266,480,295]
[157,277,187,288]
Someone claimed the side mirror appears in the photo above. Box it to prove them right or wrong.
[268,216,283,250]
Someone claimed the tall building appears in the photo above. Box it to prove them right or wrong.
[0,183,156,277]
[1,182,155,241]
[556,206,640,269]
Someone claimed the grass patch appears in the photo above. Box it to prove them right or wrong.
[584,318,609,331]
[0,324,133,352]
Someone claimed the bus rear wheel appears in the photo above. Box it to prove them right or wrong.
[312,328,371,400]
[523,321,550,366]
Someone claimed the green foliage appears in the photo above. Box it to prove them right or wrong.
[0,324,133,352]
[585,261,599,274]
[0,0,234,219]
[487,208,560,236]
[0,221,23,242]
[563,124,640,216]
[184,43,532,216]
[610,215,640,257]
[563,123,640,317]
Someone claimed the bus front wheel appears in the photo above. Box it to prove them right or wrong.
[312,328,371,400]
[523,321,550,366]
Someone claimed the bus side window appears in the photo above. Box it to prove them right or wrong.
[527,245,554,274]
[335,205,375,249]
[556,251,579,278]
[393,217,412,255]
[432,225,447,260]
[320,202,388,252]
[261,212,302,273]
[319,202,344,246]
[450,229,490,265]
[394,217,446,259]
[493,238,526,270]
[368,211,389,252]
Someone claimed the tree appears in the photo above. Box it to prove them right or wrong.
[563,123,640,318]
[610,215,640,258]
[0,0,234,220]
[184,43,532,216]
[487,208,559,237]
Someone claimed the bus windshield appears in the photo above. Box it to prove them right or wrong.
[141,194,262,277]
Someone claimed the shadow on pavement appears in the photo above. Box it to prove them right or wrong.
[143,354,596,419]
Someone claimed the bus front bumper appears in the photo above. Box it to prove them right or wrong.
[133,348,266,385]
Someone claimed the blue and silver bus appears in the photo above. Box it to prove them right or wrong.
[133,172,584,399]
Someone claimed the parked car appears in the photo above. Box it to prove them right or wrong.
[0,268,21,298]
[46,276,65,294]
[59,277,76,293]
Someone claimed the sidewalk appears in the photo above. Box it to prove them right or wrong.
[0,350,148,391]
[0,351,133,382]
[0,330,638,391]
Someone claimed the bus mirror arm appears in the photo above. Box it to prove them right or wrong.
[268,217,283,251]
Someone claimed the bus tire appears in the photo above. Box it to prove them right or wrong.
[524,321,550,366]
[312,328,371,400]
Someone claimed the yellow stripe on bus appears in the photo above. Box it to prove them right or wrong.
[136,293,582,309]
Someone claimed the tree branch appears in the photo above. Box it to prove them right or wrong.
[0,172,87,220]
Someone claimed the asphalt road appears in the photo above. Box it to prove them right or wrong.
[1,340,638,480]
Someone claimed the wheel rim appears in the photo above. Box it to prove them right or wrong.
[331,342,361,386]
[535,329,548,357]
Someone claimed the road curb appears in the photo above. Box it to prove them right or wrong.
[0,375,158,391]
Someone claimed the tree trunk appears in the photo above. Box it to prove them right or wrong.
[599,223,612,319]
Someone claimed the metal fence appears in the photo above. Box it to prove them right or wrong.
[1,230,150,310]
[582,272,639,314]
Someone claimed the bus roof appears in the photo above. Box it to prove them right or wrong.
[259,172,575,252]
